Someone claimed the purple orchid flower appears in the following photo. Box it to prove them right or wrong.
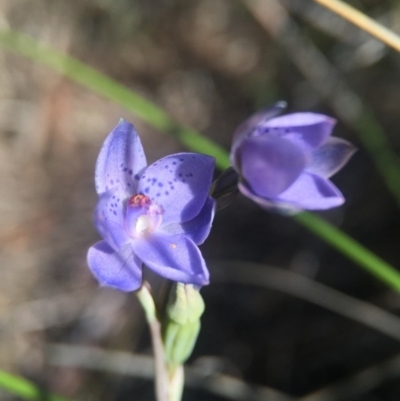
[231,106,356,212]
[87,120,216,292]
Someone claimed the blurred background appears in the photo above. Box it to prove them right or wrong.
[1,0,400,400]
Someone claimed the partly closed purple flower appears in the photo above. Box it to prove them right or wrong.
[231,107,356,212]
[87,120,216,291]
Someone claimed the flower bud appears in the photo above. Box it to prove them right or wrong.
[163,283,205,366]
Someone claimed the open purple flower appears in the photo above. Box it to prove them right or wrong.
[87,120,216,291]
[231,107,356,212]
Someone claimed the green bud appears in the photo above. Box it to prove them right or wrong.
[163,283,205,366]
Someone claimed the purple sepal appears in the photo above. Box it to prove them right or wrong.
[87,241,142,292]
[306,137,357,178]
[231,102,287,169]
[95,120,147,196]
[261,112,336,152]
[132,233,209,286]
[94,188,130,251]
[277,172,344,210]
[240,135,307,198]
[239,172,344,212]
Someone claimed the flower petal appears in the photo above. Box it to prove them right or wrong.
[87,241,142,292]
[132,233,209,286]
[262,112,336,151]
[95,120,147,196]
[231,102,287,169]
[137,153,215,224]
[94,188,130,251]
[277,172,344,210]
[240,135,307,198]
[161,196,216,245]
[306,137,357,178]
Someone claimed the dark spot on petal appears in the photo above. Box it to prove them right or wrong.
[152,178,157,183]
[134,174,140,180]
[178,173,182,177]
[158,182,163,187]
[145,187,150,193]
[165,191,169,195]
[156,193,160,197]
[179,158,184,162]
[128,169,133,175]
[173,161,177,165]
[123,167,128,172]
[110,179,114,185]
[113,211,117,216]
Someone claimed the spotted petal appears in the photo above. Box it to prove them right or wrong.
[95,120,147,196]
[137,153,215,224]
[231,102,287,169]
[132,233,209,286]
[240,135,307,198]
[87,241,142,292]
[262,113,336,152]
[306,137,357,178]
[94,188,130,251]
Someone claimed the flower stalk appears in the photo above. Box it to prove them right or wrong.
[136,282,201,401]
[136,284,169,401]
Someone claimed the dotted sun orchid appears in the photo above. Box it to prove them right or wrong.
[230,104,357,212]
[87,120,216,292]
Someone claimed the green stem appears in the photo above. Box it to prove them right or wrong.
[168,365,184,401]
[136,284,169,401]
[295,212,400,291]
